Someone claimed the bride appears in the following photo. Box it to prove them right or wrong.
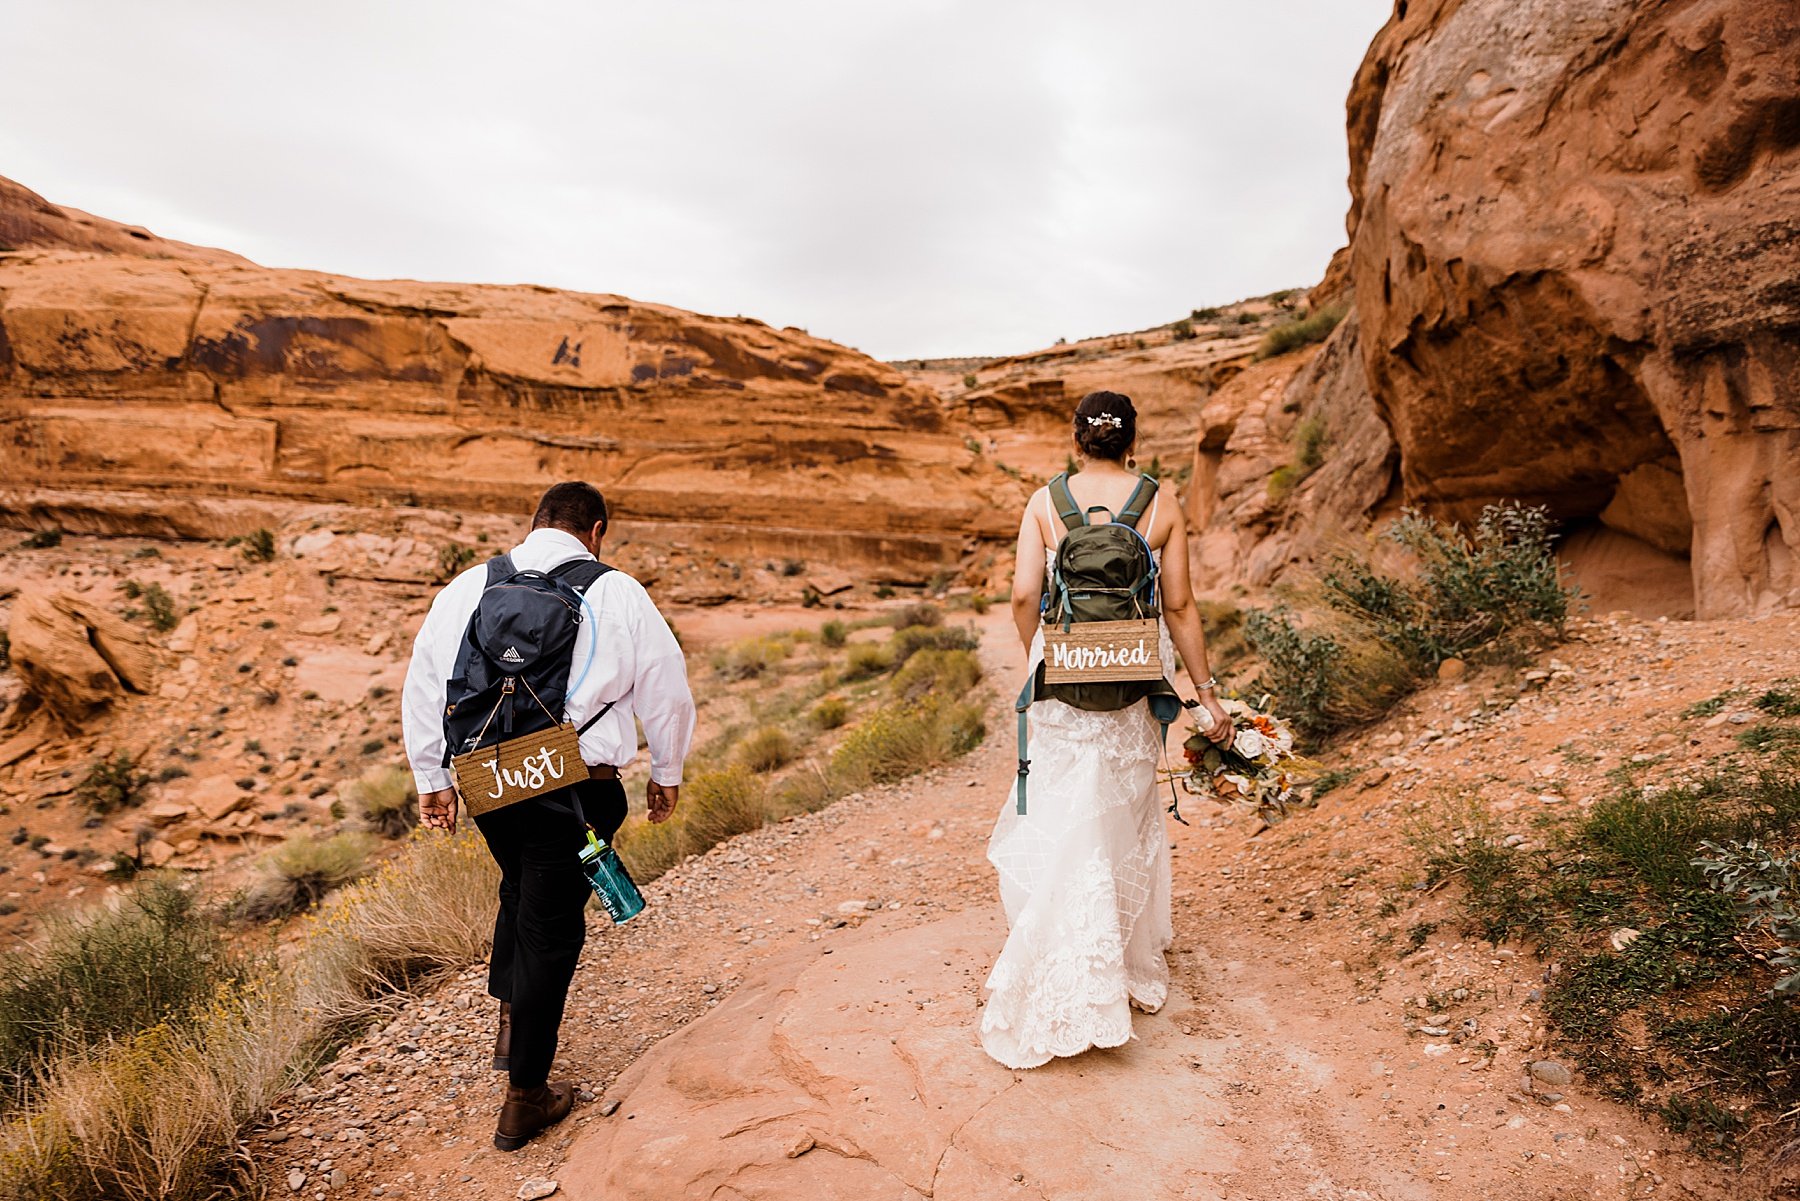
[980,389,1233,1070]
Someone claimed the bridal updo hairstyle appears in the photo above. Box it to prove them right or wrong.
[1072,390,1136,462]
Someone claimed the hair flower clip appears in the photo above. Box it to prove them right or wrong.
[1084,414,1124,429]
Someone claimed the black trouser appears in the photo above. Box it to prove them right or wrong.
[474,778,626,1089]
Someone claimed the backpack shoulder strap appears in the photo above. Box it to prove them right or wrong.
[549,558,614,593]
[1047,473,1085,532]
[483,552,516,587]
[1118,475,1159,530]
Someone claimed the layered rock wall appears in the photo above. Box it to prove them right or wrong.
[0,181,1019,581]
[1343,0,1800,615]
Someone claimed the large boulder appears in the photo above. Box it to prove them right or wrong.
[8,587,156,726]
[1343,0,1800,616]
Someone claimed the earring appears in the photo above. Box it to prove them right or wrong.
[1127,456,1137,470]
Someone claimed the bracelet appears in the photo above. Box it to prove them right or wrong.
[1197,676,1219,692]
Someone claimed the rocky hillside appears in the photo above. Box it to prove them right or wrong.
[0,177,1022,587]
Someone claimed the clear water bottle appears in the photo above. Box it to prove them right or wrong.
[578,830,645,924]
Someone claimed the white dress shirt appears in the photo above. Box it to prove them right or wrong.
[402,527,695,793]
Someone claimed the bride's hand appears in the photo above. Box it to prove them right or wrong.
[1200,697,1233,745]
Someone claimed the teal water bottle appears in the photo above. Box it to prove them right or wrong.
[579,830,645,924]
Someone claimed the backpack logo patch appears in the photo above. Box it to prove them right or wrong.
[499,646,525,666]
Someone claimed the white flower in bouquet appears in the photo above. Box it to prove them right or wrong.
[1232,727,1270,760]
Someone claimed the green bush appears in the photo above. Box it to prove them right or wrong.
[1254,303,1347,360]
[1247,503,1574,739]
[962,373,978,389]
[435,543,477,582]
[242,528,276,563]
[237,833,375,921]
[819,620,849,648]
[350,766,418,838]
[19,528,62,550]
[1415,771,1800,1144]
[0,876,249,1098]
[810,697,850,730]
[735,726,795,772]
[74,752,151,813]
[890,648,983,703]
[140,582,178,632]
[0,631,9,672]
[1171,318,1196,341]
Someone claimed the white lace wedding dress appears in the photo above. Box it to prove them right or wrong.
[979,547,1175,1070]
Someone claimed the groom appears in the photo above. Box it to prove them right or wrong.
[400,481,695,1150]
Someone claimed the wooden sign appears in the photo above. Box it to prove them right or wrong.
[452,722,583,817]
[1042,618,1165,684]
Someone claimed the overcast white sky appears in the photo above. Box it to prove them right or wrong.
[1,1,1391,360]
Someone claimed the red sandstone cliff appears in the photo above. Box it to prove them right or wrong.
[0,179,1020,582]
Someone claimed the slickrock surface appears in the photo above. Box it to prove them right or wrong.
[0,177,1021,583]
[1342,0,1800,616]
[252,610,1800,1200]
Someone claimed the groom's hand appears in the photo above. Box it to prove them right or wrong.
[647,781,680,824]
[419,787,458,834]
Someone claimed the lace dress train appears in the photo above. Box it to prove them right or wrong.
[980,666,1174,1069]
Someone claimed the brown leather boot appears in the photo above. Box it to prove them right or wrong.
[494,1081,574,1152]
[491,1001,511,1071]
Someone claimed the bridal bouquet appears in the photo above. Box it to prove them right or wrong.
[1168,695,1315,823]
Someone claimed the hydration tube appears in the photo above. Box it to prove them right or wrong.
[567,587,601,697]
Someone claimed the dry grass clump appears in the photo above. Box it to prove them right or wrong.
[1254,303,1347,361]
[0,877,245,1100]
[818,620,849,648]
[677,767,774,858]
[810,696,850,730]
[831,696,987,790]
[891,623,980,667]
[611,816,683,884]
[235,832,376,921]
[349,766,417,838]
[735,727,795,772]
[889,602,943,629]
[710,635,792,681]
[890,648,982,703]
[0,828,499,1200]
[841,642,894,682]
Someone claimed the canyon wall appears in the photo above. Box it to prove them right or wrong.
[0,179,1019,582]
[1342,0,1799,616]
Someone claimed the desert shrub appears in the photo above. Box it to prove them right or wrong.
[890,648,982,703]
[677,766,773,858]
[711,635,791,681]
[612,816,683,884]
[841,642,894,682]
[225,528,274,563]
[18,529,62,550]
[0,827,497,1200]
[434,543,477,582]
[962,373,978,389]
[0,876,247,1100]
[889,602,942,629]
[0,631,9,672]
[831,696,987,790]
[771,767,837,816]
[1415,770,1800,1147]
[349,766,417,838]
[891,623,980,667]
[1757,687,1800,720]
[237,833,374,921]
[74,752,150,814]
[819,620,849,648]
[1254,303,1346,360]
[1247,503,1574,739]
[1171,318,1195,341]
[141,584,177,632]
[1192,306,1221,322]
[735,727,795,772]
[810,697,850,730]
[1194,600,1248,674]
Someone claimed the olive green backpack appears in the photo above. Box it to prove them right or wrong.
[1014,472,1182,814]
